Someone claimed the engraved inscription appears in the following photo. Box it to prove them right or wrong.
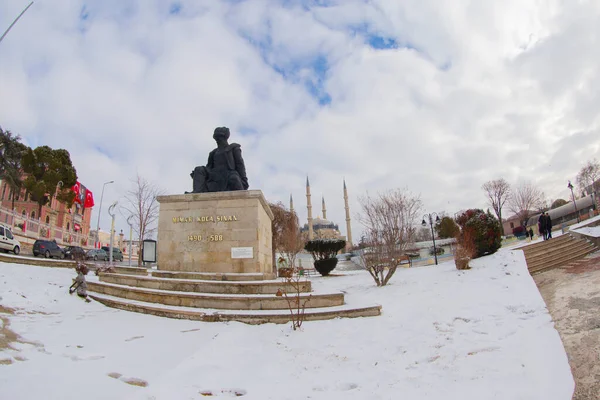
[187,234,223,242]
[173,215,238,224]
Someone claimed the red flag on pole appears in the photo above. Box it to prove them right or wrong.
[72,181,81,204]
[84,190,95,208]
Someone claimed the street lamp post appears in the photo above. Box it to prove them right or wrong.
[567,181,580,223]
[95,180,114,248]
[108,201,118,264]
[127,215,133,267]
[422,212,441,265]
[0,1,34,45]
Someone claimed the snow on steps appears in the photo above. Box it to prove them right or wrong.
[87,280,344,310]
[521,233,599,274]
[99,273,311,294]
[89,292,382,325]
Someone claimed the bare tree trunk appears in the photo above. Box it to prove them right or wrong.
[121,174,163,269]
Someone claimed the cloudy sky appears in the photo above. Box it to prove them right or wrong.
[1,0,599,240]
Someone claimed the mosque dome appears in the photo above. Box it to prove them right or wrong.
[301,216,339,232]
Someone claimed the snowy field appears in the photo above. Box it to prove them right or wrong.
[0,248,573,400]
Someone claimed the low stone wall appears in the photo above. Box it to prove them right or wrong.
[570,231,600,248]
[0,253,77,269]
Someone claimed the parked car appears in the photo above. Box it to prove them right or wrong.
[101,246,124,262]
[0,223,21,255]
[64,245,86,260]
[86,249,108,261]
[33,239,65,259]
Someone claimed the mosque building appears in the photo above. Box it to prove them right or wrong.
[292,177,353,251]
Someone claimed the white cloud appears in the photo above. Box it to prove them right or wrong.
[1,0,599,239]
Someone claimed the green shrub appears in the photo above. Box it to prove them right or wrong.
[304,239,346,276]
[455,209,502,258]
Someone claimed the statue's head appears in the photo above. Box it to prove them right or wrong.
[213,127,230,141]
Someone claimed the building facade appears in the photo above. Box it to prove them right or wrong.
[0,180,93,246]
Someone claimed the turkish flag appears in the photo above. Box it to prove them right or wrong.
[84,189,95,207]
[72,181,81,203]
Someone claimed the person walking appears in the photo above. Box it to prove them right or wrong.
[538,213,547,240]
[546,212,553,239]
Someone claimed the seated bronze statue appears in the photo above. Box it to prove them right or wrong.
[188,127,249,193]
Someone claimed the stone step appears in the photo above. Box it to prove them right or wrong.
[521,237,576,259]
[89,293,382,325]
[520,234,571,254]
[87,281,343,310]
[151,270,275,281]
[528,245,597,274]
[111,266,149,276]
[99,273,311,295]
[525,240,593,267]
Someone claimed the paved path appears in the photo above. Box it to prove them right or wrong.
[533,252,600,400]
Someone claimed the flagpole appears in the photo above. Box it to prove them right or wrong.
[0,2,34,45]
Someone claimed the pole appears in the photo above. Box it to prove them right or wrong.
[95,180,114,248]
[127,215,133,267]
[108,201,117,264]
[0,2,34,45]
[568,181,580,223]
[422,212,439,265]
[429,215,438,265]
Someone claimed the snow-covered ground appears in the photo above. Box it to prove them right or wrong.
[0,248,573,400]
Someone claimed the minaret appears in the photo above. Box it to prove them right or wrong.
[290,194,294,215]
[306,177,314,240]
[322,196,327,220]
[343,179,352,250]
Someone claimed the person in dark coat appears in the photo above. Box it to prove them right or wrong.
[538,213,547,240]
[545,212,552,239]
[529,228,534,240]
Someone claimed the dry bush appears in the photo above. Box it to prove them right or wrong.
[277,267,311,330]
[454,228,477,270]
[270,202,304,273]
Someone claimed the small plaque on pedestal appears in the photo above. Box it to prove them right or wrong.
[231,247,253,259]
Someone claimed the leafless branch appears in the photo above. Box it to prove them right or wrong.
[357,188,422,286]
[508,181,544,226]
[120,173,164,267]
[482,178,511,233]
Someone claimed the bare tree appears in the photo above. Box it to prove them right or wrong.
[576,159,600,206]
[269,202,306,274]
[482,178,511,235]
[122,174,163,267]
[358,189,422,286]
[508,181,544,226]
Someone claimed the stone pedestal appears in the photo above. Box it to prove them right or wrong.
[156,190,274,276]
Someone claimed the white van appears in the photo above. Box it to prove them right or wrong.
[0,223,21,255]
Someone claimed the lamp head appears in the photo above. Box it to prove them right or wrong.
[421,219,426,227]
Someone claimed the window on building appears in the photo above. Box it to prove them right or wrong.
[1,184,6,200]
[22,209,26,216]
[510,222,514,229]
[45,216,50,224]
[30,210,36,219]
[66,222,70,231]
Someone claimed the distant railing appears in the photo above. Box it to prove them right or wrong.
[0,205,90,246]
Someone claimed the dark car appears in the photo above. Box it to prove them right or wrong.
[86,249,108,261]
[33,240,65,259]
[101,246,124,262]
[64,245,86,260]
